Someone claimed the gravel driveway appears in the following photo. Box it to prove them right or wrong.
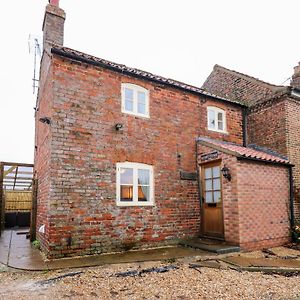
[0,260,299,299]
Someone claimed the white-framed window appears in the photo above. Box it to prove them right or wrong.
[121,83,149,118]
[207,106,226,133]
[116,162,154,206]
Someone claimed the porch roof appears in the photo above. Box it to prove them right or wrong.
[197,137,291,166]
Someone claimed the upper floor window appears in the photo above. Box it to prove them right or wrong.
[116,162,154,206]
[121,83,149,118]
[207,106,226,133]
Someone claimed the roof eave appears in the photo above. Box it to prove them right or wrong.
[51,47,247,108]
[236,156,293,167]
[196,138,292,166]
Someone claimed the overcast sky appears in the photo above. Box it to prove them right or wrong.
[0,0,299,164]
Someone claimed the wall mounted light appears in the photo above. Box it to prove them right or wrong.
[115,123,123,131]
[221,165,231,181]
[39,117,51,125]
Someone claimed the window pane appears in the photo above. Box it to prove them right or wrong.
[138,102,146,114]
[218,120,223,130]
[120,168,133,184]
[138,91,146,104]
[217,112,223,122]
[205,191,213,203]
[212,166,220,178]
[208,110,215,129]
[125,99,133,111]
[138,186,149,202]
[125,88,133,100]
[205,179,212,191]
[125,88,134,112]
[214,191,221,203]
[217,112,224,130]
[121,185,133,201]
[204,168,212,179]
[213,178,220,190]
[138,169,149,185]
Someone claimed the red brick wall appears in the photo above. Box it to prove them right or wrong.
[202,65,283,106]
[35,55,244,257]
[237,161,290,250]
[286,99,300,222]
[247,97,300,223]
[197,144,290,250]
[34,53,53,252]
[247,99,288,156]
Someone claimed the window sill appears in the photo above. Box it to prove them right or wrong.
[117,201,154,207]
[121,110,150,119]
[208,128,228,135]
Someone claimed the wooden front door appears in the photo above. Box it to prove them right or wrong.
[201,162,224,238]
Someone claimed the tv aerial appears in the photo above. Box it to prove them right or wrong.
[28,34,42,95]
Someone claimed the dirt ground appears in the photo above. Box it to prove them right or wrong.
[0,260,299,300]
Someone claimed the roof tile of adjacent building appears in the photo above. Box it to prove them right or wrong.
[202,64,289,106]
[51,47,246,107]
[197,137,291,165]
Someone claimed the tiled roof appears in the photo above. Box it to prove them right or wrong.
[51,47,246,107]
[197,137,290,165]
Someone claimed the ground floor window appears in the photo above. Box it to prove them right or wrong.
[116,162,154,206]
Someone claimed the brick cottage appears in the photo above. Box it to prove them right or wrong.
[203,64,300,223]
[34,1,297,258]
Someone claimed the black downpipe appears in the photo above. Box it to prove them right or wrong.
[289,167,295,232]
[195,141,202,208]
[195,141,203,236]
[242,107,247,147]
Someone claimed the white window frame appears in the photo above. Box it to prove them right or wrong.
[116,162,154,207]
[207,106,227,133]
[121,83,150,118]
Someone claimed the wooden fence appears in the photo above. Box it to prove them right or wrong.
[4,191,32,212]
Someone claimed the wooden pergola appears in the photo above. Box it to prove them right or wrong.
[0,162,36,239]
[1,162,34,191]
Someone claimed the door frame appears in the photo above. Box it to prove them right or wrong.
[199,160,224,239]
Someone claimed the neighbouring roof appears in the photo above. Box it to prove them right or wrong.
[202,64,288,106]
[51,47,246,107]
[197,137,291,165]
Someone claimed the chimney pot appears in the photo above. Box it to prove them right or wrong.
[49,0,59,6]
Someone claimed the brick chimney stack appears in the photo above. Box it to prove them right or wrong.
[291,62,300,89]
[42,0,66,52]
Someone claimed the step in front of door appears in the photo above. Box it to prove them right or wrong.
[179,238,240,254]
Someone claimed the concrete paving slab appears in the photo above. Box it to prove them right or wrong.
[46,247,210,270]
[179,237,240,254]
[0,230,11,265]
[0,229,211,271]
[268,246,300,258]
[223,256,300,269]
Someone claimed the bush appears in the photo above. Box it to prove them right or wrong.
[32,240,41,249]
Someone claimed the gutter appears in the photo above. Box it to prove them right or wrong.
[51,47,247,108]
[236,156,293,167]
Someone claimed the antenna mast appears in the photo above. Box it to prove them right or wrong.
[28,35,42,95]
